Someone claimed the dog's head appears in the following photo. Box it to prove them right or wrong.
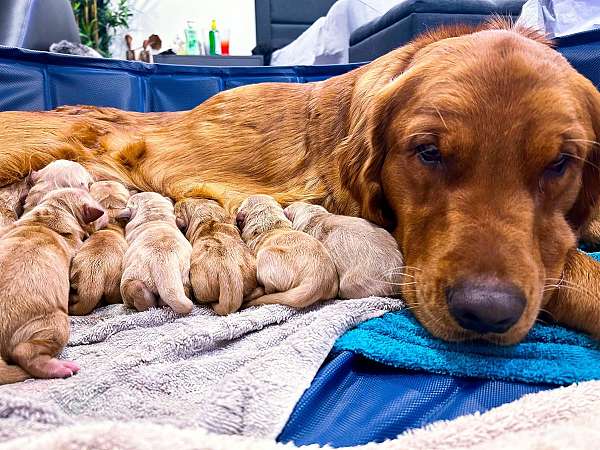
[236,195,291,244]
[89,180,130,224]
[346,23,600,344]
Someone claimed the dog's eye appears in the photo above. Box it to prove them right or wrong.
[545,153,570,177]
[416,144,442,165]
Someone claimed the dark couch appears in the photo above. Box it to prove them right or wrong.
[254,0,337,64]
[349,0,526,62]
[0,0,80,51]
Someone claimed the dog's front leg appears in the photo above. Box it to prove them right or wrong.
[545,249,600,339]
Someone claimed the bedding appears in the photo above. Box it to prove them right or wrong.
[0,299,400,443]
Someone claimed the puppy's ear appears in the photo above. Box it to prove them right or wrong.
[567,79,600,234]
[82,204,106,224]
[30,170,40,184]
[236,210,247,229]
[116,207,133,223]
[176,217,187,231]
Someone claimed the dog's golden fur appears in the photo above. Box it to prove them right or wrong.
[120,192,193,315]
[0,178,30,227]
[238,195,338,307]
[285,202,404,299]
[0,188,104,383]
[69,181,130,315]
[0,19,598,343]
[175,198,257,315]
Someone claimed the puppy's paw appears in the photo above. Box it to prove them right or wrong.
[41,359,80,379]
[170,297,194,315]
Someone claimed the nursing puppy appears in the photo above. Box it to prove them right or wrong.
[285,202,405,299]
[175,198,257,315]
[237,195,338,307]
[0,178,31,227]
[0,188,105,383]
[24,160,94,212]
[120,192,193,314]
[69,181,130,315]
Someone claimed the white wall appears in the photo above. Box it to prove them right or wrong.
[109,0,256,59]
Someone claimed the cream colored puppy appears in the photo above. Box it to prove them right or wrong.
[24,160,94,212]
[175,198,257,315]
[285,202,405,298]
[236,195,338,308]
[69,181,131,315]
[0,188,105,384]
[0,178,31,227]
[119,192,193,315]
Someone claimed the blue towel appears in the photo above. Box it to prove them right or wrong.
[590,251,600,262]
[334,309,600,386]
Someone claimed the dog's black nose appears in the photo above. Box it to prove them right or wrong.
[446,280,526,334]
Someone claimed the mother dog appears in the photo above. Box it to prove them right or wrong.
[0,20,598,344]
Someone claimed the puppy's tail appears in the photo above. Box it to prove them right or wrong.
[69,266,106,316]
[247,282,324,309]
[0,358,30,385]
[151,254,194,315]
[213,266,244,316]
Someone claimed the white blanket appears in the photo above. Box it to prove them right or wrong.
[0,298,400,443]
[271,0,402,65]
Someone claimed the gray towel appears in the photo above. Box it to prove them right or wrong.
[0,297,401,443]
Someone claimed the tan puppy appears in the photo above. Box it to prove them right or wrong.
[24,160,94,212]
[0,188,105,384]
[119,192,193,315]
[0,178,31,227]
[69,181,131,315]
[236,195,338,308]
[175,198,257,315]
[285,202,405,299]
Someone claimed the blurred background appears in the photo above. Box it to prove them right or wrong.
[0,0,598,66]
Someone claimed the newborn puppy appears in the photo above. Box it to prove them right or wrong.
[0,188,105,383]
[285,202,405,299]
[24,160,94,212]
[237,195,338,307]
[0,178,31,227]
[69,181,131,315]
[119,192,193,315]
[175,198,257,315]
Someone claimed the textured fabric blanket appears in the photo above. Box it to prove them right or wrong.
[334,309,600,385]
[3,379,599,449]
[0,298,401,444]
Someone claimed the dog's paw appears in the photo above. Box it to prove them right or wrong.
[41,359,80,379]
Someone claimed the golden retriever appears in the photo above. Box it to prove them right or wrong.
[284,201,404,299]
[69,181,130,315]
[237,195,338,307]
[0,188,105,383]
[0,20,597,344]
[174,198,257,315]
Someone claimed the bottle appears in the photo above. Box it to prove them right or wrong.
[173,34,185,55]
[208,19,221,56]
[184,21,200,56]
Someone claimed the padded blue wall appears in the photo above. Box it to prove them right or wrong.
[0,47,360,112]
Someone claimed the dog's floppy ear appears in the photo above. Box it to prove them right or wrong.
[82,203,106,224]
[173,201,189,231]
[30,169,41,184]
[335,68,421,228]
[567,79,600,235]
[116,207,133,223]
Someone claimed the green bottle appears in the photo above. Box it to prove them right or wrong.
[208,19,221,56]
[184,21,199,55]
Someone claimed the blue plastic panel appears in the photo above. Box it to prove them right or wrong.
[278,352,551,447]
[0,46,361,112]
